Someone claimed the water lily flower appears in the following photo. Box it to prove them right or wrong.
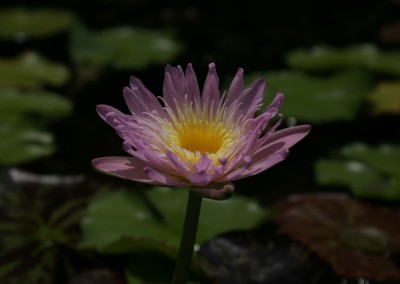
[92,63,310,199]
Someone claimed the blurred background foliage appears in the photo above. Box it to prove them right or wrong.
[0,0,399,283]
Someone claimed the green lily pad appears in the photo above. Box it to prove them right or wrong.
[368,82,400,115]
[287,44,400,76]
[0,53,70,88]
[0,126,54,165]
[80,187,267,259]
[69,25,182,69]
[0,88,72,121]
[0,7,76,40]
[0,88,72,165]
[315,143,400,200]
[247,70,371,123]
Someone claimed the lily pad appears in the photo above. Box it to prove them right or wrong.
[69,25,182,69]
[0,127,54,165]
[315,143,400,200]
[368,81,400,115]
[0,53,70,88]
[80,187,267,259]
[197,227,329,284]
[0,7,76,40]
[247,70,371,123]
[276,194,400,281]
[0,88,72,121]
[287,44,400,76]
[0,88,72,165]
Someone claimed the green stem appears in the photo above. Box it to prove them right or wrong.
[171,190,203,284]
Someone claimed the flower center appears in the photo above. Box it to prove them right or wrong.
[179,125,223,154]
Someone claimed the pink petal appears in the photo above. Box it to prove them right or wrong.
[238,78,265,118]
[184,63,201,105]
[261,125,311,151]
[96,105,126,128]
[163,65,185,113]
[240,148,289,179]
[144,166,190,186]
[123,76,165,117]
[202,63,220,112]
[92,156,158,184]
[225,68,244,108]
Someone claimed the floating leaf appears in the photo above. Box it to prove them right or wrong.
[198,227,329,284]
[0,53,70,87]
[368,81,400,115]
[70,25,182,69]
[0,88,72,121]
[0,88,72,165]
[0,126,54,165]
[0,7,76,40]
[80,187,267,259]
[246,70,371,123]
[315,143,400,200]
[276,194,400,281]
[287,44,400,76]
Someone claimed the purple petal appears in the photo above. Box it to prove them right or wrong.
[260,125,311,152]
[263,92,285,118]
[239,148,290,179]
[185,63,201,104]
[238,79,265,117]
[123,77,165,117]
[96,105,127,128]
[202,63,220,111]
[163,65,185,113]
[166,151,191,176]
[187,170,212,187]
[92,156,157,184]
[225,68,244,108]
[144,166,190,186]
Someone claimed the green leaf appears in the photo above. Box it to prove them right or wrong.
[315,143,400,200]
[0,88,72,121]
[0,126,54,165]
[81,187,267,258]
[368,82,400,115]
[247,70,371,123]
[0,7,76,40]
[0,88,72,165]
[287,44,400,76]
[0,53,70,87]
[70,25,182,69]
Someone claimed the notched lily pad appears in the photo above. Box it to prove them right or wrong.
[0,52,70,87]
[287,44,400,76]
[246,70,371,123]
[275,193,400,281]
[70,25,182,69]
[80,187,267,259]
[315,143,400,200]
[0,7,76,41]
[368,82,400,115]
[198,226,330,284]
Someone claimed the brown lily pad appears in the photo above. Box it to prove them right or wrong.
[275,194,400,281]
